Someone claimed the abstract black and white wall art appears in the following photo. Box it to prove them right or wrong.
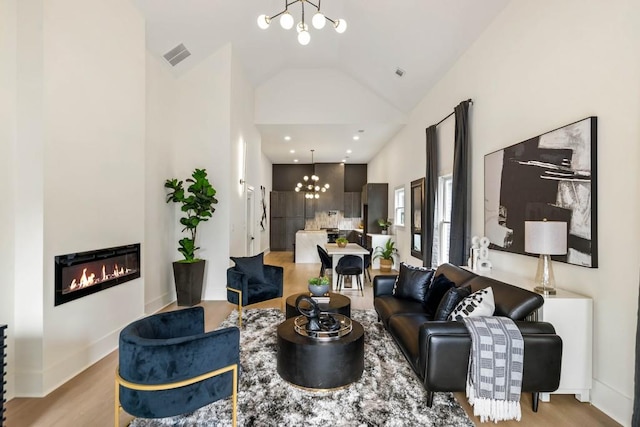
[484,117,597,268]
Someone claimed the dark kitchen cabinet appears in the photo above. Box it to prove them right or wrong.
[315,163,344,212]
[270,191,306,251]
[286,191,305,218]
[305,197,316,219]
[270,191,286,218]
[270,218,286,251]
[362,183,388,235]
[285,218,305,251]
[343,191,362,218]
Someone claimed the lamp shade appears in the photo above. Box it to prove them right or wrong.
[524,221,567,255]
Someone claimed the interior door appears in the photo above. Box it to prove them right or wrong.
[246,187,256,256]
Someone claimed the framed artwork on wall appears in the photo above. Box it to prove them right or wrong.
[484,116,598,268]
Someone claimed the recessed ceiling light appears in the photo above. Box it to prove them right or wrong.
[293,159,299,163]
[346,149,352,154]
[284,136,291,141]
[353,135,360,141]
[290,149,295,153]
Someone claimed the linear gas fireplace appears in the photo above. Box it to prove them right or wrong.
[55,243,141,306]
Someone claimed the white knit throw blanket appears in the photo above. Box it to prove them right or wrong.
[462,316,524,423]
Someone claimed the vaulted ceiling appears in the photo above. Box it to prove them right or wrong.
[131,0,510,163]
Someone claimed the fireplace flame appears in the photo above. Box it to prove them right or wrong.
[67,264,134,292]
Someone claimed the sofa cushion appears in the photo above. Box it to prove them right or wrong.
[434,286,472,321]
[374,295,427,327]
[424,274,456,317]
[393,263,434,304]
[230,253,265,283]
[448,287,495,321]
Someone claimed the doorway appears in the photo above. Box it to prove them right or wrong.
[246,186,256,256]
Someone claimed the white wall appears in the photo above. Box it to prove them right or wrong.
[369,1,640,424]
[11,0,146,396]
[255,68,405,125]
[230,50,261,258]
[0,0,17,400]
[172,45,232,300]
[144,52,178,314]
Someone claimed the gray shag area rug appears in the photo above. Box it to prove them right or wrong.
[130,308,473,427]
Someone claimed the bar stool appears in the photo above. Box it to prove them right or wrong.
[336,255,364,296]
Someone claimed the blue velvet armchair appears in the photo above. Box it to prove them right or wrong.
[226,254,284,327]
[115,307,239,427]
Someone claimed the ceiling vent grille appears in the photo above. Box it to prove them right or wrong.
[163,43,191,67]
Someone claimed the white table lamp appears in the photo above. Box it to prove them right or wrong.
[524,220,567,295]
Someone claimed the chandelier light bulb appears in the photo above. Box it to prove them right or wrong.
[295,187,300,192]
[303,175,309,181]
[321,187,326,192]
[298,30,311,45]
[325,183,330,189]
[334,19,347,34]
[315,186,320,191]
[257,15,271,30]
[280,11,294,30]
[315,194,320,199]
[297,183,302,188]
[297,21,308,33]
[312,12,326,29]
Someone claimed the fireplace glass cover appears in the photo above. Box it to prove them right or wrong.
[55,243,141,306]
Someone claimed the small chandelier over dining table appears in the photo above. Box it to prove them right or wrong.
[295,149,330,199]
[257,0,347,46]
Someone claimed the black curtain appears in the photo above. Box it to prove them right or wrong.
[633,276,640,426]
[423,125,438,267]
[448,100,471,266]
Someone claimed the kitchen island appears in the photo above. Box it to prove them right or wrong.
[295,230,328,263]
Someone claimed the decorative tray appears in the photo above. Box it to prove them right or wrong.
[293,313,352,341]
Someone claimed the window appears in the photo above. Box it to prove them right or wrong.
[435,174,453,265]
[394,186,405,226]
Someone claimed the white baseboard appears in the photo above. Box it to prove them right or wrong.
[145,292,175,314]
[591,379,632,426]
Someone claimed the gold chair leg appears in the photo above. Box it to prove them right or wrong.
[226,287,243,327]
[114,377,120,427]
[232,364,238,427]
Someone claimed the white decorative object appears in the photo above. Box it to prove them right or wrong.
[469,235,492,271]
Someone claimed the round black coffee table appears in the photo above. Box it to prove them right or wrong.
[276,317,364,389]
[284,292,351,319]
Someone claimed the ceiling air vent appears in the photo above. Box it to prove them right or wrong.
[163,43,191,67]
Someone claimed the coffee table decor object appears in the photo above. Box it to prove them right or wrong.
[285,292,350,319]
[293,295,352,340]
[308,276,330,296]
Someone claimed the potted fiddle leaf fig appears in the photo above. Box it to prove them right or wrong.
[165,168,218,306]
[373,238,397,273]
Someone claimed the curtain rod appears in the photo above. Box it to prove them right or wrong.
[433,98,473,127]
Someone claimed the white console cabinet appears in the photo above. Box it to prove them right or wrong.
[470,267,593,402]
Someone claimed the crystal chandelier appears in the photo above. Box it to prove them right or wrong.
[257,0,347,46]
[295,150,330,199]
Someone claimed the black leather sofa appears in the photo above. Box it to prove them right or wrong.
[373,263,562,411]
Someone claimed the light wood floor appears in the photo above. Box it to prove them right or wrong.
[6,251,619,426]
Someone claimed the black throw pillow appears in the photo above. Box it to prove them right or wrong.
[434,286,472,321]
[392,263,434,304]
[230,252,266,284]
[424,273,456,317]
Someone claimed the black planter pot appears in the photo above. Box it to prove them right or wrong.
[172,260,206,306]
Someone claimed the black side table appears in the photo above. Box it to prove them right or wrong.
[276,318,364,389]
[284,292,351,319]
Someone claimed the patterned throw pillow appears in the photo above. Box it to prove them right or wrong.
[448,287,495,321]
[392,263,434,304]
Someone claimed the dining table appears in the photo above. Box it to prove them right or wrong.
[324,243,370,291]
